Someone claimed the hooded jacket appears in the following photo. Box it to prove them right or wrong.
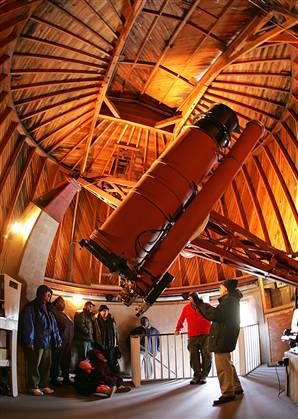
[20,285,62,348]
[193,289,242,353]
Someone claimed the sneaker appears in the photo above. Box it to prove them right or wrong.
[116,385,132,393]
[190,378,200,385]
[213,396,235,406]
[41,387,54,395]
[31,388,44,396]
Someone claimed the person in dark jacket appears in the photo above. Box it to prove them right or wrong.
[191,279,244,406]
[19,285,62,396]
[50,296,74,385]
[73,301,96,363]
[95,305,120,372]
[74,348,131,396]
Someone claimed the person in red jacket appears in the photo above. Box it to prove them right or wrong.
[175,293,211,384]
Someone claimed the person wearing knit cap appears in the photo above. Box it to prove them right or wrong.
[95,304,120,373]
[190,279,244,406]
[19,285,62,396]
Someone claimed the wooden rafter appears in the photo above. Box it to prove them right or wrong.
[174,12,297,135]
[30,15,111,56]
[97,114,174,137]
[20,34,109,63]
[80,0,146,174]
[20,92,98,121]
[11,77,102,92]
[242,164,271,244]
[252,155,292,254]
[104,96,120,118]
[0,1,41,17]
[211,79,290,94]
[273,133,298,181]
[141,0,201,95]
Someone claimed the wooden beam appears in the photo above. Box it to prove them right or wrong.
[242,165,271,244]
[13,52,107,70]
[30,98,95,133]
[141,0,201,95]
[273,133,298,181]
[30,15,111,57]
[104,96,120,118]
[155,114,182,129]
[0,121,18,159]
[81,0,146,174]
[21,91,98,121]
[78,177,121,208]
[20,34,109,63]
[98,113,174,137]
[0,14,27,34]
[15,85,99,106]
[252,156,292,254]
[0,1,40,17]
[11,77,102,92]
[174,12,296,135]
[210,79,290,94]
[82,0,118,39]
[263,145,298,226]
[0,139,23,196]
[231,179,249,230]
[11,68,101,75]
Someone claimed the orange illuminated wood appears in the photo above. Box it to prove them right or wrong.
[104,96,120,118]
[20,92,98,121]
[20,34,109,63]
[252,155,292,254]
[242,164,271,244]
[29,15,110,56]
[81,0,146,174]
[11,77,102,92]
[273,133,298,181]
[141,0,201,95]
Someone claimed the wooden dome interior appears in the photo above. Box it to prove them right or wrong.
[0,0,297,295]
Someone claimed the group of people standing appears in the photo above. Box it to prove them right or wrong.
[175,278,244,406]
[19,277,244,406]
[19,286,124,396]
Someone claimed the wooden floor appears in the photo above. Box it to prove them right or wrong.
[0,366,297,419]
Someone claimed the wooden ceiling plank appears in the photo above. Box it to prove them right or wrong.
[0,0,40,17]
[47,117,92,154]
[118,59,194,86]
[220,70,290,78]
[205,91,280,121]
[12,77,102,92]
[212,79,290,94]
[263,145,298,225]
[242,164,271,244]
[0,33,17,49]
[81,0,146,175]
[82,0,118,39]
[12,68,102,75]
[160,0,233,104]
[122,0,169,90]
[15,85,99,106]
[0,138,23,196]
[38,109,94,144]
[141,0,201,95]
[232,56,291,65]
[273,133,298,181]
[0,106,12,127]
[0,54,10,65]
[47,0,113,51]
[142,7,225,46]
[0,14,27,34]
[59,134,90,163]
[98,113,174,137]
[175,12,296,135]
[1,146,35,238]
[231,179,249,230]
[253,155,292,254]
[20,92,98,121]
[30,98,95,133]
[281,120,298,149]
[104,96,120,118]
[20,34,110,63]
[13,51,107,70]
[30,15,110,57]
[0,121,18,158]
[208,85,284,108]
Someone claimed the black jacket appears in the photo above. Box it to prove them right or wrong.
[193,290,242,353]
